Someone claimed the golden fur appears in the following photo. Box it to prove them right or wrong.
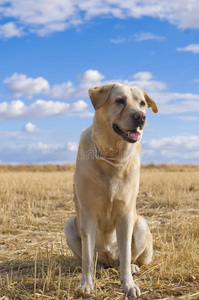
[64,82,158,297]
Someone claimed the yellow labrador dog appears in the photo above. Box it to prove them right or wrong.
[64,83,158,298]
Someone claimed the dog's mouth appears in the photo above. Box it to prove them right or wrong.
[113,124,141,143]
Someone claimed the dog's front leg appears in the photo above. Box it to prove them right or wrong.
[80,212,96,294]
[116,213,141,298]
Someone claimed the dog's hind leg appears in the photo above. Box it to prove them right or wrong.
[131,216,153,269]
[64,217,82,258]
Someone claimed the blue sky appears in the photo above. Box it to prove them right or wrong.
[0,0,199,164]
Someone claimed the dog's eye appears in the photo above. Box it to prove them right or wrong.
[115,99,126,105]
[140,101,146,106]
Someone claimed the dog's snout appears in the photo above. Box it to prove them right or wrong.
[132,112,146,123]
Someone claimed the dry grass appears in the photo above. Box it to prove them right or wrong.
[0,165,199,300]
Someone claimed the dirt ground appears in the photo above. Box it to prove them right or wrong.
[0,164,199,299]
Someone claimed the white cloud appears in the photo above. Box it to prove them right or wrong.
[110,38,126,44]
[23,122,38,132]
[0,140,79,164]
[133,72,153,81]
[0,130,21,138]
[49,81,75,99]
[77,70,104,82]
[49,70,104,100]
[121,72,167,92]
[2,69,166,100]
[157,100,199,114]
[147,91,199,114]
[68,141,78,151]
[2,69,199,116]
[49,69,199,115]
[0,0,77,36]
[0,1,199,38]
[70,70,165,97]
[133,32,164,42]
[177,44,199,54]
[2,70,103,101]
[49,81,89,100]
[111,33,164,45]
[4,73,50,98]
[71,100,88,111]
[31,22,69,36]
[1,133,199,164]
[0,22,24,38]
[142,135,199,163]
[29,142,58,152]
[0,99,88,119]
[0,142,64,164]
[70,110,94,118]
[83,1,199,29]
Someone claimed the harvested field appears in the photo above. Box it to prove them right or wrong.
[0,165,199,299]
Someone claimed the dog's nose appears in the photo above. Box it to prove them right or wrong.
[132,112,146,122]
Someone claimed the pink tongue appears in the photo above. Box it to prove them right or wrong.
[126,130,141,141]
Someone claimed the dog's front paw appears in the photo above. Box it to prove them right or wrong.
[131,264,140,275]
[80,274,93,294]
[122,281,141,298]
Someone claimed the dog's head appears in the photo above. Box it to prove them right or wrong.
[89,83,158,143]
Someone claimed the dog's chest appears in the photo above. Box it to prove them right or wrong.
[97,170,139,220]
[108,176,129,202]
[95,173,138,249]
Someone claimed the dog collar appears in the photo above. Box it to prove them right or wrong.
[92,140,119,168]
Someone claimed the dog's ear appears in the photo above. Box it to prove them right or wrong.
[88,84,114,111]
[143,91,158,113]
